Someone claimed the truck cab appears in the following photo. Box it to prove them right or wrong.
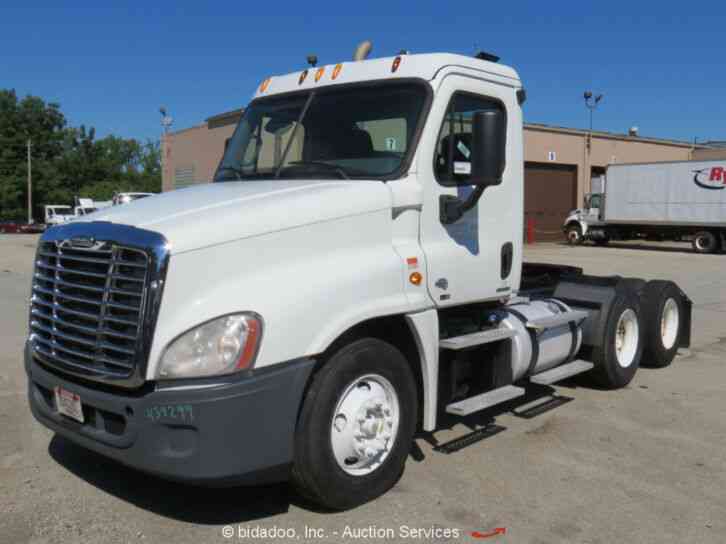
[43,205,74,226]
[26,47,691,510]
[563,192,604,244]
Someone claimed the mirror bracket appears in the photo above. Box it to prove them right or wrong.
[439,185,487,224]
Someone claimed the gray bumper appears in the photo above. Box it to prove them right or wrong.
[26,343,315,486]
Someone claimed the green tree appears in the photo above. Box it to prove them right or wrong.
[0,89,66,220]
[0,88,162,221]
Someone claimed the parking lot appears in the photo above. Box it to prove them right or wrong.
[1,234,725,544]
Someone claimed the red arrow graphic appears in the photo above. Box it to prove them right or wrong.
[471,527,506,539]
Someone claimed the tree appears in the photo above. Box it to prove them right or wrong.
[0,89,66,220]
[0,88,162,221]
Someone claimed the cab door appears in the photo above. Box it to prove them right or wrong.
[416,74,523,307]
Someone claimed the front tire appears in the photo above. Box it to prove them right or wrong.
[641,281,684,368]
[291,338,417,510]
[566,224,583,245]
[590,292,644,389]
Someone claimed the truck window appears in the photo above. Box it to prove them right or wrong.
[434,93,505,186]
[357,118,407,153]
[215,82,428,181]
[589,194,602,209]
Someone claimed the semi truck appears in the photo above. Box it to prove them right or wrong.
[563,160,726,253]
[26,44,692,510]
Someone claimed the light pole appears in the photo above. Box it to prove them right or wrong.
[583,91,603,199]
[584,91,604,149]
[159,107,173,191]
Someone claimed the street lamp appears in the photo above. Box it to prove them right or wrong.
[584,91,603,148]
[160,106,173,134]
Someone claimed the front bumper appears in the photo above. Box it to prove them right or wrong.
[26,343,315,486]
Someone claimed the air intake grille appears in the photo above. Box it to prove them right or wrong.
[30,240,150,379]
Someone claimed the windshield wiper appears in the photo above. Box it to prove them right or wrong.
[283,161,350,180]
[275,92,315,179]
[215,166,244,181]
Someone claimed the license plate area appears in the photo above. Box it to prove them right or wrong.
[54,386,84,423]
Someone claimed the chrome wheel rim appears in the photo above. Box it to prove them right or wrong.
[568,229,581,244]
[660,298,680,350]
[615,309,639,368]
[330,374,400,476]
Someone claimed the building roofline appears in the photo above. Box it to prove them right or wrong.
[168,123,207,137]
[205,108,245,124]
[524,122,705,149]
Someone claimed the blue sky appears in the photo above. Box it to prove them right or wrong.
[2,2,724,144]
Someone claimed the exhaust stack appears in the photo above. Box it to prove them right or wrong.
[353,40,372,61]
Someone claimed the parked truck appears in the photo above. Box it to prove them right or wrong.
[26,45,692,510]
[43,205,75,227]
[563,160,726,253]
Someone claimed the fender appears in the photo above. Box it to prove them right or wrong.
[146,209,427,378]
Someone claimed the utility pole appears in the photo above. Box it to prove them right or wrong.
[27,139,32,224]
[160,107,173,192]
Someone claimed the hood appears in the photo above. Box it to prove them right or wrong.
[80,179,392,254]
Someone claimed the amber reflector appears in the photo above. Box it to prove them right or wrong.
[409,272,422,285]
[259,78,271,92]
[299,70,308,85]
[391,56,402,73]
[315,67,325,82]
[332,63,343,80]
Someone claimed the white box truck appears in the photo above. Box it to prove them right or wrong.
[563,160,726,253]
[26,44,692,510]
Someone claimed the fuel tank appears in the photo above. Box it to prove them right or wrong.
[501,299,583,381]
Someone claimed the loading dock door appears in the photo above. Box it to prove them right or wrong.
[524,163,577,242]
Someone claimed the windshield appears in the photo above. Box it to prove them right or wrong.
[214,82,428,182]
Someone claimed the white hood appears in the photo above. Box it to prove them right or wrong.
[81,180,392,254]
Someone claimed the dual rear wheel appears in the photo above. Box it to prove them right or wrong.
[590,280,685,387]
[692,231,721,254]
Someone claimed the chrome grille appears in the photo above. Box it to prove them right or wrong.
[30,239,150,380]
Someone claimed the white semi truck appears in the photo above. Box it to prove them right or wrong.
[564,160,726,253]
[26,45,692,510]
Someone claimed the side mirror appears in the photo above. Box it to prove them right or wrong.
[470,110,506,186]
[440,109,507,224]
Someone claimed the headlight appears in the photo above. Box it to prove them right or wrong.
[157,313,262,379]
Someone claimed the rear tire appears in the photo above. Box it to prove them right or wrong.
[566,224,583,245]
[640,281,683,368]
[692,231,718,254]
[590,291,644,389]
[291,338,417,510]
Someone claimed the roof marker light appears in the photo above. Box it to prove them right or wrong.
[299,70,309,85]
[259,78,271,93]
[332,63,343,80]
[391,56,402,73]
[315,67,325,82]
